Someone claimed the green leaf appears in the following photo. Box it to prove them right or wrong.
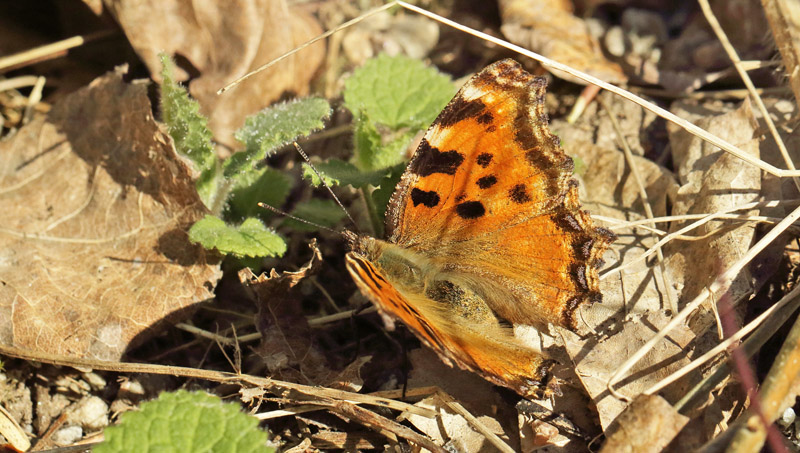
[189,215,286,258]
[159,54,216,174]
[226,167,292,220]
[344,54,454,129]
[226,97,331,178]
[351,112,416,171]
[371,163,405,222]
[196,162,224,211]
[94,390,272,453]
[302,159,389,188]
[282,199,347,232]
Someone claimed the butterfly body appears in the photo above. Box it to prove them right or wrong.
[344,59,614,397]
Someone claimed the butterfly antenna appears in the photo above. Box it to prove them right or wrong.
[257,202,338,234]
[292,142,359,231]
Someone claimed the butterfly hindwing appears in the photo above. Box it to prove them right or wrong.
[346,252,552,396]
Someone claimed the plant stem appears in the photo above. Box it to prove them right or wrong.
[361,186,383,238]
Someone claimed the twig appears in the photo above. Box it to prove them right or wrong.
[395,1,800,178]
[698,0,799,193]
[0,31,114,72]
[0,344,438,419]
[646,283,800,397]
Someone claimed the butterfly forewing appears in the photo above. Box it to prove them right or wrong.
[384,59,613,329]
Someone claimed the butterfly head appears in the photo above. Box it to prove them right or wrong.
[342,230,383,262]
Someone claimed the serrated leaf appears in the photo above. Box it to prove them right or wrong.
[302,159,389,188]
[343,54,454,129]
[189,215,286,258]
[94,390,272,453]
[159,54,216,174]
[226,167,292,220]
[226,98,331,178]
[282,199,347,232]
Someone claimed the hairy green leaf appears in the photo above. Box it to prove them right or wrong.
[189,215,286,258]
[159,54,216,174]
[226,98,331,178]
[344,54,454,129]
[302,159,389,188]
[226,167,292,221]
[371,163,405,222]
[94,390,272,453]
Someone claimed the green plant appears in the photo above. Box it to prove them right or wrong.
[93,390,272,453]
[159,54,330,259]
[303,54,454,236]
[160,54,453,257]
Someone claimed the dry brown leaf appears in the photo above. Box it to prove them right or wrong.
[665,100,761,322]
[241,242,368,391]
[556,99,762,431]
[103,0,324,146]
[563,311,695,429]
[599,394,689,452]
[398,391,508,453]
[240,242,329,384]
[498,0,626,84]
[0,67,220,360]
[405,349,522,446]
[533,134,691,429]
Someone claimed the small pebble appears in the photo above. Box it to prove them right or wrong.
[82,372,107,391]
[68,396,109,431]
[779,407,796,427]
[52,426,83,446]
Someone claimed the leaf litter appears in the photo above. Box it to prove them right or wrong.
[0,67,220,360]
[2,1,800,451]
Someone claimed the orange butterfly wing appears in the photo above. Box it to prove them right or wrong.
[346,252,551,396]
[345,59,613,397]
[385,59,613,329]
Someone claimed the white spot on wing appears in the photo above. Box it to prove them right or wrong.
[460,84,485,101]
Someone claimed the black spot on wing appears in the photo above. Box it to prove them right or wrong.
[413,139,465,176]
[455,201,485,219]
[509,183,531,203]
[476,175,497,189]
[476,153,493,168]
[436,97,489,128]
[477,112,494,124]
[411,188,440,208]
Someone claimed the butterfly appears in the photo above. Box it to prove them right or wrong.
[343,59,614,397]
